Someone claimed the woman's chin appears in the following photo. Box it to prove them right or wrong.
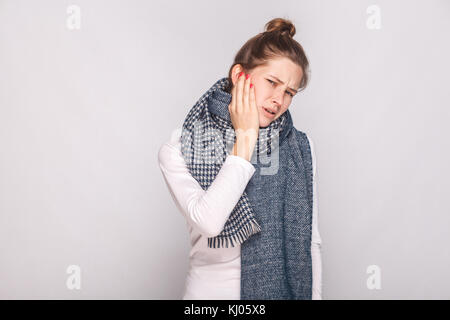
[259,120,271,128]
[259,115,276,128]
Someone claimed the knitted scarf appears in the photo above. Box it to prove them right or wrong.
[180,77,313,299]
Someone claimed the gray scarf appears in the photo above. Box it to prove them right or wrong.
[180,77,313,299]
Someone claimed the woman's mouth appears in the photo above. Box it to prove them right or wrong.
[262,107,276,119]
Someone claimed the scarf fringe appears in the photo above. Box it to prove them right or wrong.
[207,219,262,248]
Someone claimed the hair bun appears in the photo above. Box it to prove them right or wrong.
[264,18,296,38]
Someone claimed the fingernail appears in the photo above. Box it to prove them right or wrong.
[245,74,250,79]
[239,72,243,78]
[250,83,253,88]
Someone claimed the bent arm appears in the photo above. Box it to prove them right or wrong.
[158,130,256,238]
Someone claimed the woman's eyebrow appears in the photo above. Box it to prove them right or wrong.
[267,74,299,93]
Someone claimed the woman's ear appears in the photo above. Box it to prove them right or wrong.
[231,64,245,86]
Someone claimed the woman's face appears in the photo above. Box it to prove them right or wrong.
[231,57,303,128]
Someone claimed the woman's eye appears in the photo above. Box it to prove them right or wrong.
[267,79,294,97]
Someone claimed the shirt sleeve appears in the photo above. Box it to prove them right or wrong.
[157,129,256,238]
[307,134,323,300]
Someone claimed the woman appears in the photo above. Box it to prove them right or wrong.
[158,18,322,300]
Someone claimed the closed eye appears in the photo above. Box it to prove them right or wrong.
[266,79,294,97]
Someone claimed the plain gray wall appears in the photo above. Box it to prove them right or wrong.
[1,0,449,299]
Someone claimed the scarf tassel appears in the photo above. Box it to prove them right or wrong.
[207,219,262,248]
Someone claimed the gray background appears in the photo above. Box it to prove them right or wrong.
[1,0,449,299]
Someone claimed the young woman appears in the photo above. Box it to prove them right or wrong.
[158,18,322,300]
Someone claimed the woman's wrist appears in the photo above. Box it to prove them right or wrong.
[232,136,256,162]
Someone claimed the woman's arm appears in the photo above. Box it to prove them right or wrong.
[308,135,323,300]
[157,128,256,238]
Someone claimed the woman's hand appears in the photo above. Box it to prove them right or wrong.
[228,72,260,162]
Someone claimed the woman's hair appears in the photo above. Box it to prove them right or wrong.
[224,17,310,94]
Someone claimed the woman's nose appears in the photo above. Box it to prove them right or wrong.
[271,91,283,108]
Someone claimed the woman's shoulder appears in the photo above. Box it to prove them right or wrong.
[292,128,315,151]
[292,128,316,173]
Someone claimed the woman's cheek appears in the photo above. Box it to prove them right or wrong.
[254,89,264,108]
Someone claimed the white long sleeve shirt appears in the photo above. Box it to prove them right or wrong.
[158,127,322,300]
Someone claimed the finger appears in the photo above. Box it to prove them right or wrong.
[236,72,245,112]
[250,84,259,135]
[243,74,250,112]
[249,82,256,109]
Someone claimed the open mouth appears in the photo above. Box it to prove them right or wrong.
[263,107,276,117]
